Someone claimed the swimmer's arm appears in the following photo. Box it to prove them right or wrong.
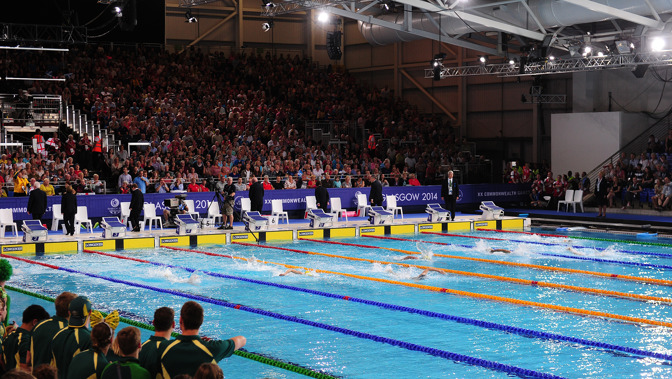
[279,269,304,276]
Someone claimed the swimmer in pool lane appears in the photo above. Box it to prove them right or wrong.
[279,269,314,276]
[399,250,434,261]
[490,248,511,254]
[414,268,446,280]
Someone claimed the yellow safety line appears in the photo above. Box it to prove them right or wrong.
[163,245,672,328]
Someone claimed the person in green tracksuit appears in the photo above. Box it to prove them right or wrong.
[100,326,150,379]
[138,307,174,378]
[31,292,77,369]
[66,322,114,379]
[0,259,13,329]
[158,301,246,378]
[3,304,49,371]
[52,296,93,379]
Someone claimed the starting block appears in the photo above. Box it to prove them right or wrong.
[425,203,450,222]
[101,217,127,238]
[479,201,505,220]
[243,211,269,232]
[175,214,200,235]
[22,220,48,243]
[307,209,335,228]
[368,206,394,225]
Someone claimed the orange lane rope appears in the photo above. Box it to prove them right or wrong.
[360,234,672,287]
[162,245,672,328]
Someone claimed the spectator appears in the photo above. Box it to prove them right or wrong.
[134,170,149,194]
[221,177,236,230]
[170,178,184,192]
[3,304,49,371]
[40,178,55,196]
[262,175,274,190]
[655,177,672,210]
[90,174,105,194]
[408,173,420,186]
[52,296,93,378]
[272,175,284,190]
[187,178,201,193]
[13,169,29,197]
[158,301,245,377]
[66,321,115,379]
[30,292,77,369]
[234,177,248,192]
[33,364,57,379]
[623,178,642,209]
[193,363,224,379]
[156,178,170,194]
[139,307,175,379]
[118,168,132,191]
[283,175,296,189]
[100,326,150,379]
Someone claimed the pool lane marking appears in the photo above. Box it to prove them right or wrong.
[231,240,672,305]
[5,285,336,379]
[421,232,672,270]
[0,254,563,379]
[81,248,672,362]
[419,231,672,259]
[477,228,672,247]
[175,243,672,328]
[332,236,672,287]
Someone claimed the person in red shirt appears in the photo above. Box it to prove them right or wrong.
[198,181,209,192]
[187,178,201,192]
[408,173,421,186]
[262,175,274,190]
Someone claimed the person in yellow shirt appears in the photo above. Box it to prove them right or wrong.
[40,178,55,196]
[13,169,29,197]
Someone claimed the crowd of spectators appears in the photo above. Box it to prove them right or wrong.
[0,44,477,197]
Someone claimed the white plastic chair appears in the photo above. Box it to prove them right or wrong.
[385,195,403,219]
[557,189,575,212]
[201,201,223,227]
[271,199,289,224]
[74,206,94,234]
[143,203,163,231]
[184,199,200,220]
[330,197,348,222]
[51,203,64,231]
[572,189,585,213]
[305,196,317,218]
[0,209,18,238]
[120,202,131,229]
[356,193,371,217]
[240,198,251,220]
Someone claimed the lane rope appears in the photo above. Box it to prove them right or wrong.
[211,243,672,328]
[478,229,672,248]
[421,232,672,270]
[307,237,672,287]
[86,248,672,362]
[1,254,561,379]
[420,232,672,259]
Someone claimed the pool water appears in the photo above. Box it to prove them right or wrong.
[7,229,672,378]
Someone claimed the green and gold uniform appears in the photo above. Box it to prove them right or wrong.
[138,336,168,378]
[159,335,235,378]
[2,327,31,370]
[66,348,108,379]
[100,356,150,379]
[52,326,91,379]
[31,315,68,369]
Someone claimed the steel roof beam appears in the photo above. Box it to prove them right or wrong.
[562,0,665,30]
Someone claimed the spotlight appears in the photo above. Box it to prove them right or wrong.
[651,37,666,52]
[185,10,198,23]
[479,56,487,63]
[548,55,555,61]
[318,11,329,23]
[263,0,275,7]
[583,46,592,54]
[509,59,515,65]
[113,6,123,17]
[597,51,604,57]
[262,21,273,32]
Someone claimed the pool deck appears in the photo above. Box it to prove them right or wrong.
[0,212,526,254]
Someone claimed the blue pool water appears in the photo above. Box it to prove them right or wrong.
[7,229,672,378]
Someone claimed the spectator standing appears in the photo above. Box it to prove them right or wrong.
[51,296,93,379]
[61,184,77,236]
[13,169,29,197]
[139,307,174,378]
[133,171,149,194]
[66,321,114,379]
[3,304,50,371]
[100,326,150,379]
[249,177,264,212]
[118,168,132,192]
[30,292,77,369]
[157,301,245,378]
[440,170,458,221]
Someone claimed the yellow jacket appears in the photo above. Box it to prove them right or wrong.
[40,184,55,196]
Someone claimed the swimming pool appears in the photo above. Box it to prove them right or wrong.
[6,228,672,378]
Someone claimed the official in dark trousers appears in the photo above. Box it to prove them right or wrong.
[315,180,330,212]
[61,183,77,235]
[441,170,459,221]
[249,177,264,212]
[129,183,144,232]
[595,170,609,218]
[369,175,384,206]
[27,181,48,221]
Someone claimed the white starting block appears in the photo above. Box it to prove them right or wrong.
[479,201,505,220]
[175,214,200,235]
[368,206,394,225]
[307,209,335,228]
[101,217,127,238]
[426,203,450,222]
[22,220,48,243]
[243,211,269,232]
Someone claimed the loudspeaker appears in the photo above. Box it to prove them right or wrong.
[326,31,342,60]
[119,0,137,32]
[519,56,527,75]
[632,64,649,79]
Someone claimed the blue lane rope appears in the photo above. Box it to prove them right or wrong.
[87,249,672,362]
[7,255,564,379]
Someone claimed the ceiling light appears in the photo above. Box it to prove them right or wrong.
[185,10,198,23]
[113,6,123,17]
[262,22,273,32]
[597,51,604,57]
[615,40,631,54]
[509,59,515,65]
[318,11,329,23]
[651,37,666,52]
[583,46,592,54]
[548,55,555,61]
[479,56,487,63]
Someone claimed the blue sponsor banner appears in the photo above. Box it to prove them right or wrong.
[2,183,530,221]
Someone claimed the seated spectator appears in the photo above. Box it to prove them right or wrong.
[283,175,296,189]
[158,301,245,378]
[40,178,55,196]
[3,304,49,371]
[623,178,642,209]
[408,173,421,186]
[272,175,284,190]
[529,188,544,208]
[650,178,664,208]
[262,175,274,190]
[234,177,248,192]
[170,178,184,192]
[655,177,672,210]
[187,178,201,192]
[100,326,149,378]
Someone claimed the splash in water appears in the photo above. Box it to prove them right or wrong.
[149,267,201,284]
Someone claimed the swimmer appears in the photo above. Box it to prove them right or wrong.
[490,248,511,254]
[414,267,446,280]
[279,269,314,276]
[566,247,581,255]
[399,251,434,261]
